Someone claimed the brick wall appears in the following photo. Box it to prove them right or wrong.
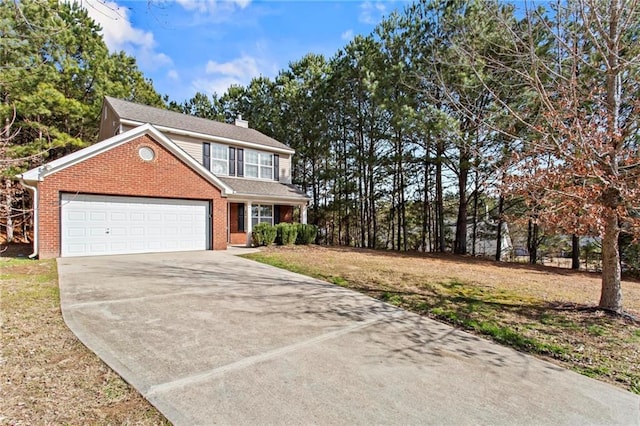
[228,202,246,245]
[37,134,227,258]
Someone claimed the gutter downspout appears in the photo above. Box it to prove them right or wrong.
[19,179,38,259]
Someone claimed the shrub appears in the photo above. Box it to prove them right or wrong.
[296,224,317,245]
[252,223,276,246]
[276,223,298,245]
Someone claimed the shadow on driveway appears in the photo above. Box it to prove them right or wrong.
[57,251,640,425]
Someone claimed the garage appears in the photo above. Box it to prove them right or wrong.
[18,125,231,258]
[61,193,210,257]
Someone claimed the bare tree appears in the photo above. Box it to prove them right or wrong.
[452,0,640,313]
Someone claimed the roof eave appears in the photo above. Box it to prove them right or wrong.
[227,193,310,203]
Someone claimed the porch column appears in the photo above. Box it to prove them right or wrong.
[300,203,308,225]
[245,201,252,247]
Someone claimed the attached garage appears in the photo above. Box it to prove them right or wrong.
[61,194,210,257]
[18,124,233,259]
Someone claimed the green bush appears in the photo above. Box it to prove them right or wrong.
[296,223,317,245]
[276,223,298,245]
[252,223,276,246]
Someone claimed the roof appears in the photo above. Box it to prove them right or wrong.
[105,97,293,152]
[219,177,310,201]
[18,124,234,196]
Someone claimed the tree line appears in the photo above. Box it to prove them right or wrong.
[2,0,639,313]
[168,0,640,313]
[1,0,163,242]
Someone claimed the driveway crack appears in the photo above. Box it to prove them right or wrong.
[146,317,380,396]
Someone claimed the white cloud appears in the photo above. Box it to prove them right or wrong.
[167,70,180,81]
[205,55,260,79]
[192,76,244,97]
[341,29,354,41]
[80,0,172,70]
[193,53,271,96]
[359,1,387,24]
[176,0,250,14]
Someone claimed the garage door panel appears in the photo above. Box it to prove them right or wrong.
[89,243,108,253]
[110,227,127,237]
[148,213,162,222]
[89,211,107,221]
[61,194,209,257]
[89,227,107,237]
[68,211,86,221]
[130,241,145,250]
[110,212,127,221]
[67,227,86,237]
[66,243,88,255]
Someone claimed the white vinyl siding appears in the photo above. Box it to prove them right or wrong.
[279,155,291,183]
[211,143,228,175]
[172,138,203,163]
[251,204,273,227]
[245,149,273,180]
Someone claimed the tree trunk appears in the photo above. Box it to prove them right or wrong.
[435,140,445,252]
[396,168,402,251]
[471,182,478,256]
[495,196,504,262]
[358,155,365,248]
[5,179,14,243]
[422,156,430,252]
[599,210,622,313]
[454,168,468,254]
[454,142,470,255]
[528,219,538,264]
[571,234,580,270]
[598,0,623,313]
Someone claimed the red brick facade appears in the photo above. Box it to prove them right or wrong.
[229,202,246,245]
[37,135,227,258]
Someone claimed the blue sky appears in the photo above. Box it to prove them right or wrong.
[83,0,411,103]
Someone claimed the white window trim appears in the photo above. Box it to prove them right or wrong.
[244,149,274,181]
[251,204,274,226]
[211,143,228,176]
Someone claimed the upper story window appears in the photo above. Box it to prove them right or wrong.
[245,150,273,180]
[211,144,228,175]
[203,142,279,181]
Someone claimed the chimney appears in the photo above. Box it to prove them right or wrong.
[234,114,248,128]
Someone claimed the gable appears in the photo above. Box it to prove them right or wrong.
[19,124,233,196]
[104,97,294,154]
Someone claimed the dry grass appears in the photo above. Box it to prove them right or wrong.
[0,255,168,425]
[246,245,640,394]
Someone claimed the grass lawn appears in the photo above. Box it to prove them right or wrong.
[245,245,640,394]
[0,254,168,425]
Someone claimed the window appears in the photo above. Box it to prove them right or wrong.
[260,154,273,179]
[211,144,228,175]
[244,150,273,180]
[252,204,273,226]
[245,151,259,178]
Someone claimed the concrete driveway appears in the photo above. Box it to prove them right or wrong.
[57,251,639,425]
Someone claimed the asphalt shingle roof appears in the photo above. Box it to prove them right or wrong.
[219,177,309,200]
[105,97,293,152]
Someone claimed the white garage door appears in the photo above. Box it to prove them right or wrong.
[61,194,210,257]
